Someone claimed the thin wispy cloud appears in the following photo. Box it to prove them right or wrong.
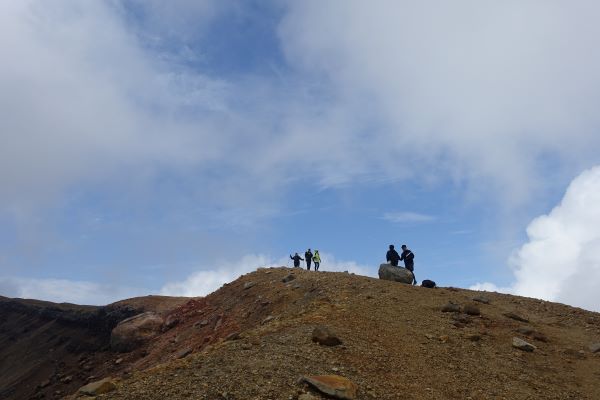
[382,212,436,224]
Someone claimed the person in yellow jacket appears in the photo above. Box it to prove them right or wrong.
[313,250,321,271]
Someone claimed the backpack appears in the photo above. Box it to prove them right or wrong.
[421,279,436,288]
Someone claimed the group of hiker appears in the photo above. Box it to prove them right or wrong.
[290,249,321,271]
[289,244,417,283]
[386,244,417,285]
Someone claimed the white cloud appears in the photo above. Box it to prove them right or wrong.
[160,253,374,297]
[279,1,600,204]
[382,212,435,224]
[472,166,600,311]
[0,276,148,305]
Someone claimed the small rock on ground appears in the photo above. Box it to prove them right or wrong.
[282,274,295,283]
[243,282,256,290]
[503,312,529,323]
[463,304,481,316]
[441,303,461,313]
[512,337,536,352]
[312,325,343,346]
[472,295,491,304]
[301,375,358,400]
[589,343,600,353]
[78,378,117,396]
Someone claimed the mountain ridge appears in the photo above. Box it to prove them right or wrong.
[2,267,600,399]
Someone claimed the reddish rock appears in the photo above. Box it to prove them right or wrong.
[301,375,358,400]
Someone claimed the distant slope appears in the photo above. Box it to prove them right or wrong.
[98,267,600,400]
[0,295,187,400]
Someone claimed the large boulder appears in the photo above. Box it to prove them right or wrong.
[378,264,414,284]
[110,312,164,352]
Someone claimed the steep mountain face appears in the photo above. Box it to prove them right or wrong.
[0,296,186,400]
[3,268,600,400]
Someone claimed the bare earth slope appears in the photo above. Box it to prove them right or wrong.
[98,267,600,400]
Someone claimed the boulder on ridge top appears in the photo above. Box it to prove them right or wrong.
[378,264,414,284]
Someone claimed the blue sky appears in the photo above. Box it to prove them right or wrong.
[2,1,600,310]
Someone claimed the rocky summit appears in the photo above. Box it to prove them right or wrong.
[2,267,600,400]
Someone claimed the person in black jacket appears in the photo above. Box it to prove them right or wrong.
[305,249,313,270]
[400,245,416,285]
[290,253,304,268]
[386,245,400,266]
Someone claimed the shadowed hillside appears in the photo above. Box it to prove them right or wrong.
[3,268,600,400]
[0,296,186,400]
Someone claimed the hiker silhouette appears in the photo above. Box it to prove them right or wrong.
[400,245,416,285]
[386,245,400,266]
[290,253,303,268]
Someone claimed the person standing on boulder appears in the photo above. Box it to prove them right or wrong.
[400,245,416,285]
[305,248,313,270]
[290,253,304,268]
[386,245,400,266]
[313,250,321,271]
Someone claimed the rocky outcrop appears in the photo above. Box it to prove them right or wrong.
[110,312,164,352]
[378,264,414,284]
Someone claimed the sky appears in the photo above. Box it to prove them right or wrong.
[2,1,600,311]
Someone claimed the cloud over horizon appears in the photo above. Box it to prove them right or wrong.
[472,165,600,311]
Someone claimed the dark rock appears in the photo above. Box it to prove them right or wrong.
[282,274,296,283]
[531,332,549,342]
[463,304,481,316]
[472,295,491,304]
[451,313,471,324]
[589,343,600,353]
[243,282,256,290]
[176,348,192,359]
[441,303,461,313]
[225,332,240,341]
[516,326,535,335]
[163,315,180,330]
[312,325,343,346]
[39,380,51,389]
[503,312,529,323]
[378,264,414,284]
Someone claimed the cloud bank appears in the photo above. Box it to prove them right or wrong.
[472,166,600,311]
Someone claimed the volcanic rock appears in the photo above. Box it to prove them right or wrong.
[512,337,536,352]
[301,375,358,400]
[312,325,342,346]
[78,378,117,396]
[110,312,164,352]
[378,264,414,284]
